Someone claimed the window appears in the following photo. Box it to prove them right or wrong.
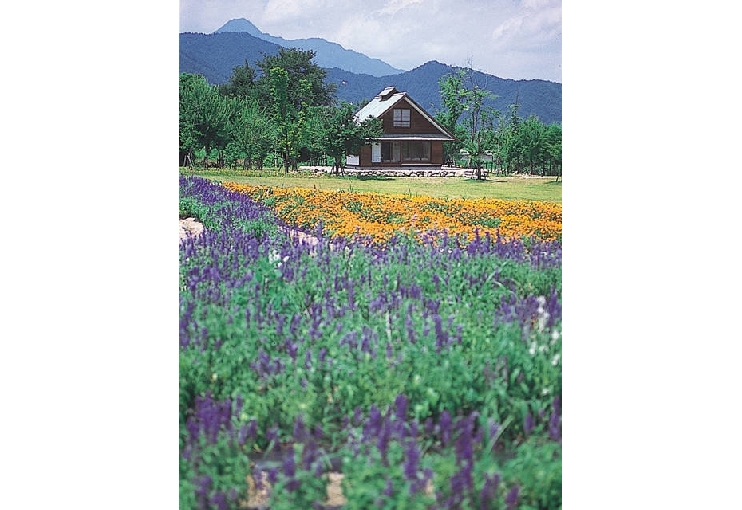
[381,141,431,163]
[393,109,411,127]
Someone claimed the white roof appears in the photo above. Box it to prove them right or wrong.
[353,86,454,141]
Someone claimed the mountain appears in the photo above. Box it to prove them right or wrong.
[327,61,562,125]
[180,31,281,84]
[215,18,404,77]
[179,32,561,125]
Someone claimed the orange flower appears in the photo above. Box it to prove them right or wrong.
[222,183,562,243]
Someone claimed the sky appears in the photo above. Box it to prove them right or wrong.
[179,0,562,83]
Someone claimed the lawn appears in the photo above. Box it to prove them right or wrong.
[180,168,562,203]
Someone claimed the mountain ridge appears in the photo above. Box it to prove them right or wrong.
[215,18,404,77]
[179,28,561,125]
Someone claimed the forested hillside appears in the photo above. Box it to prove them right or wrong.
[179,32,561,125]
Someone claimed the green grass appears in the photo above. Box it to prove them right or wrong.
[180,167,562,203]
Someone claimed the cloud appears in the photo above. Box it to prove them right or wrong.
[179,0,562,82]
[378,0,425,16]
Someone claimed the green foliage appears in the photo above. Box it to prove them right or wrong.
[503,439,562,509]
[436,68,562,177]
[179,178,562,508]
[323,101,383,173]
[256,47,336,109]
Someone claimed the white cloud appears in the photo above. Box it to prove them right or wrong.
[179,0,562,82]
[378,0,425,16]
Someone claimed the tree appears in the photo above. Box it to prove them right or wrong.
[219,60,257,100]
[256,48,336,109]
[269,66,306,173]
[437,67,498,179]
[323,102,382,174]
[544,123,562,180]
[435,69,468,164]
[179,73,232,168]
[520,115,547,176]
[226,97,274,169]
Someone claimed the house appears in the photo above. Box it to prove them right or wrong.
[346,86,455,168]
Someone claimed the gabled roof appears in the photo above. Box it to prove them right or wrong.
[353,86,455,141]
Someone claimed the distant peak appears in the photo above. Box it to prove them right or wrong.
[214,18,263,36]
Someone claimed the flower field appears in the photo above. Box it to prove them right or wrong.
[221,182,562,244]
[180,176,562,509]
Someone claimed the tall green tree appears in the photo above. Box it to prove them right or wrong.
[544,123,562,180]
[219,60,257,100]
[225,97,274,169]
[269,66,306,173]
[520,115,547,176]
[437,67,498,179]
[179,73,232,168]
[435,69,468,164]
[256,48,336,109]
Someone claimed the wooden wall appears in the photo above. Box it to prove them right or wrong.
[379,99,441,135]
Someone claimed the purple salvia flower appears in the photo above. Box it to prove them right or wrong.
[210,492,228,510]
[352,406,363,427]
[195,474,212,498]
[267,467,279,484]
[479,473,500,510]
[439,410,452,447]
[253,465,264,490]
[505,485,520,509]
[549,410,561,442]
[449,464,473,499]
[377,421,391,463]
[395,393,409,422]
[302,439,319,471]
[424,417,434,436]
[524,412,534,436]
[383,478,394,497]
[283,445,296,477]
[286,340,298,360]
[403,439,420,483]
[293,414,307,442]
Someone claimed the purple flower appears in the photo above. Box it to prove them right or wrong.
[479,473,501,510]
[194,474,212,499]
[283,445,296,477]
[439,410,452,447]
[394,393,409,422]
[524,412,534,436]
[352,406,363,427]
[383,478,394,497]
[403,439,420,482]
[267,467,279,484]
[450,464,473,498]
[505,485,520,509]
[209,491,227,510]
[293,414,307,442]
[253,465,264,490]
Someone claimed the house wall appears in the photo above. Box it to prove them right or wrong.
[431,141,444,165]
[351,95,450,167]
[355,141,445,166]
[379,100,442,135]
